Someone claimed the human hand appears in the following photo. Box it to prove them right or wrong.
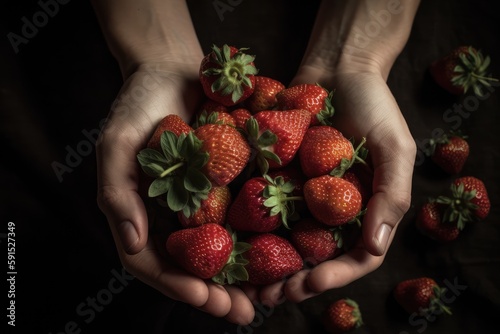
[246,64,416,305]
[96,62,256,325]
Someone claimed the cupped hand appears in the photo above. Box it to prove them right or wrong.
[250,65,416,305]
[96,62,255,325]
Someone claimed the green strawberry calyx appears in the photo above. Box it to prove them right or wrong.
[136,130,212,217]
[452,46,498,97]
[202,44,258,103]
[316,88,336,126]
[424,130,468,157]
[244,116,282,175]
[212,226,252,285]
[344,298,364,328]
[419,285,453,318]
[192,110,228,129]
[436,182,479,230]
[330,137,369,178]
[262,174,303,229]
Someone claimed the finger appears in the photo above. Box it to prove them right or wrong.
[197,283,232,318]
[284,269,319,303]
[306,246,385,294]
[224,285,255,325]
[258,280,287,307]
[363,120,416,256]
[96,128,148,254]
[240,282,260,304]
[121,241,210,307]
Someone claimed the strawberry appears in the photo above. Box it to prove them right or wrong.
[342,163,373,207]
[437,176,490,229]
[166,223,251,284]
[245,109,311,174]
[226,174,302,232]
[199,44,258,106]
[394,277,452,317]
[303,175,363,226]
[243,233,303,285]
[426,132,469,175]
[416,201,460,242]
[276,83,335,125]
[178,186,232,228]
[290,218,343,266]
[323,298,363,334]
[199,99,229,114]
[429,46,498,97]
[194,123,251,186]
[147,114,193,151]
[230,108,252,130]
[244,76,285,113]
[299,126,367,179]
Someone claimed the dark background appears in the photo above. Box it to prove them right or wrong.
[1,0,499,333]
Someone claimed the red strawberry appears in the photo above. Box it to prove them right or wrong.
[199,99,229,114]
[147,114,193,151]
[437,176,490,229]
[243,233,303,285]
[230,108,252,130]
[299,126,355,179]
[342,164,373,207]
[244,76,285,113]
[416,201,460,242]
[195,123,251,186]
[323,298,363,334]
[429,46,498,97]
[290,218,343,266]
[226,174,302,232]
[276,83,335,125]
[199,44,258,106]
[303,175,363,226]
[394,277,452,317]
[166,223,251,284]
[426,132,469,175]
[246,109,311,174]
[177,186,231,228]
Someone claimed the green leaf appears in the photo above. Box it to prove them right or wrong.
[160,131,180,160]
[148,177,173,197]
[263,196,279,208]
[229,265,249,282]
[184,167,212,193]
[261,149,281,165]
[137,148,168,166]
[167,178,189,212]
[233,242,252,255]
[257,130,278,147]
[140,163,166,178]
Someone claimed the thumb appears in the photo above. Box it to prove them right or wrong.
[362,127,416,256]
[96,130,149,255]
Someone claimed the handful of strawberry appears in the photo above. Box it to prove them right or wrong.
[136,44,372,286]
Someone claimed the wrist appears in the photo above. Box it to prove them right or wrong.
[91,0,204,79]
[294,0,420,87]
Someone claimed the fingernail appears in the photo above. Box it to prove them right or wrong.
[118,221,139,253]
[374,223,392,255]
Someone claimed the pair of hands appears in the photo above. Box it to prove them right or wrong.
[96,59,416,325]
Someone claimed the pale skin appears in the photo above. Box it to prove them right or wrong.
[92,0,419,326]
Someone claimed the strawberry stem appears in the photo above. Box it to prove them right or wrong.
[160,161,185,178]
